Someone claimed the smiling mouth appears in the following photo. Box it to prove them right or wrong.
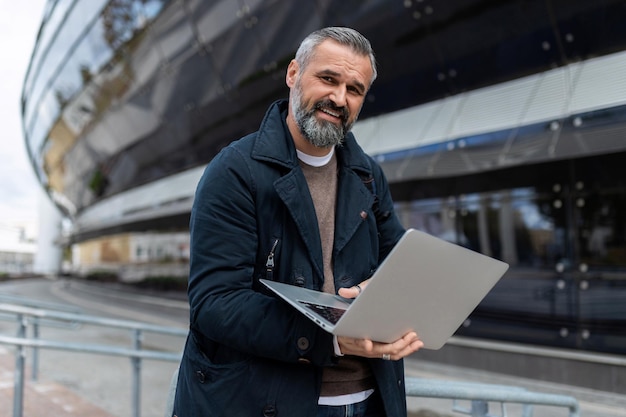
[319,107,341,118]
[315,101,348,124]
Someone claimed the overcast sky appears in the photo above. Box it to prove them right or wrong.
[0,0,48,242]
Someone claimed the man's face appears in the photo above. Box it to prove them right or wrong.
[287,40,373,149]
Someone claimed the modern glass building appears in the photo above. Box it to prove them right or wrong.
[22,0,626,353]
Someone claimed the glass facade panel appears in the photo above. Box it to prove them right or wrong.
[25,56,57,134]
[577,186,626,270]
[53,54,85,108]
[73,21,114,79]
[407,189,566,270]
[23,0,74,98]
[150,4,195,67]
[400,153,626,353]
[27,89,60,154]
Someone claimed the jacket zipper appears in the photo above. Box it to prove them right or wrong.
[265,238,279,280]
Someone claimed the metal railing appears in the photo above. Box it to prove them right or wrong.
[0,300,580,417]
[0,294,83,381]
[405,377,580,417]
[0,302,187,417]
[161,368,580,417]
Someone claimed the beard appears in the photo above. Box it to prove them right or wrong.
[290,80,356,148]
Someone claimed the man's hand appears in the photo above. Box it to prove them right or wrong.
[337,331,423,360]
[336,279,424,360]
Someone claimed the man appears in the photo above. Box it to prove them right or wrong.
[173,27,423,417]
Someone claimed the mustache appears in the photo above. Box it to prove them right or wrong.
[314,99,349,124]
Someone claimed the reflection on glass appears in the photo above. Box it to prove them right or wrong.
[406,188,566,269]
[578,190,625,269]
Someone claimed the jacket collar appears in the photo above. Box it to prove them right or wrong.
[251,100,373,176]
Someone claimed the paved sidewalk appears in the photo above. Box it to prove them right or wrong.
[0,348,114,417]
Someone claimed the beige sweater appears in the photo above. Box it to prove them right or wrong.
[300,155,375,397]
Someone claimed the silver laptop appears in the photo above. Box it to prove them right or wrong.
[261,228,508,349]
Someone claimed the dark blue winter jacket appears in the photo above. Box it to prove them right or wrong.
[173,99,407,417]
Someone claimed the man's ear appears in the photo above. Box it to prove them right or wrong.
[285,59,298,88]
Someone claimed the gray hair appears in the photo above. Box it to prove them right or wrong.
[295,27,378,86]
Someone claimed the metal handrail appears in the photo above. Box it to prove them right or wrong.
[0,303,188,336]
[160,372,581,417]
[0,297,84,381]
[0,334,182,361]
[405,377,580,417]
[160,362,580,417]
[447,335,626,367]
[0,302,187,417]
[1,302,581,417]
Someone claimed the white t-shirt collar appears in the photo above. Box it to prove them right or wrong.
[296,146,335,167]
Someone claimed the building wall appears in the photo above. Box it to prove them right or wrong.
[75,233,132,266]
[71,231,190,281]
[0,251,35,275]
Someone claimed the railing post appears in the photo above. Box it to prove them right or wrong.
[522,403,534,417]
[470,400,489,417]
[32,317,40,381]
[13,314,27,417]
[131,329,143,417]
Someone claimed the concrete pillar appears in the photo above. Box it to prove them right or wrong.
[33,188,63,275]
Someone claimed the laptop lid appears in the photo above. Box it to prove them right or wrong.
[261,228,509,349]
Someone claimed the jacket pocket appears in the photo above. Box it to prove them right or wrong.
[174,335,251,416]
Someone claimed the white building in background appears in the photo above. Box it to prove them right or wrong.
[70,231,190,282]
[0,225,36,276]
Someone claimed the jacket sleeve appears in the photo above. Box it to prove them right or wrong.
[187,144,335,366]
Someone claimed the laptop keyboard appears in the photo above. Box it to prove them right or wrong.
[298,301,347,325]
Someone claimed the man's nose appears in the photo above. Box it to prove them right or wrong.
[329,85,347,107]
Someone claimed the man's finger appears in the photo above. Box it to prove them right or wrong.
[337,286,360,299]
[337,278,371,299]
